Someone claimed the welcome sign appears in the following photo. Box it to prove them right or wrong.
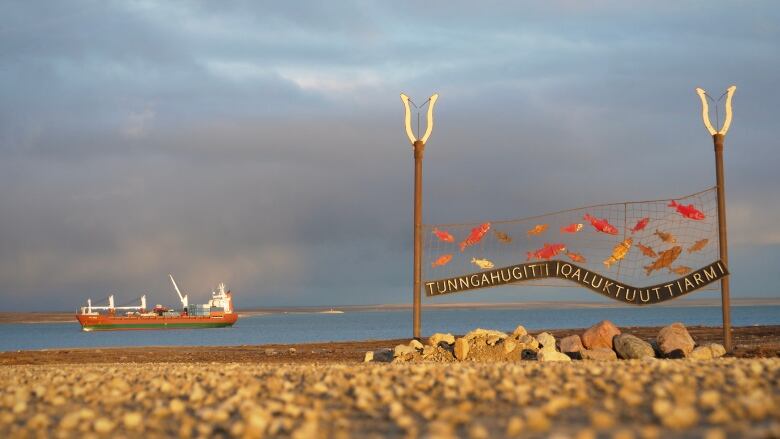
[425,260,728,305]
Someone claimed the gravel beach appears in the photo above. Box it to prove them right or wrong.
[1,359,779,438]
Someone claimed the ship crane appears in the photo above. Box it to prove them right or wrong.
[168,274,189,309]
[80,294,146,315]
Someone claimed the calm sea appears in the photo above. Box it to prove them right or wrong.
[1,305,778,352]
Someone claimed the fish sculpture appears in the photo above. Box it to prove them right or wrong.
[644,245,682,276]
[527,243,566,261]
[669,200,705,220]
[471,258,494,270]
[636,243,657,258]
[583,214,619,235]
[560,223,583,234]
[630,217,650,234]
[603,238,632,268]
[654,229,677,244]
[566,251,587,263]
[459,223,491,252]
[431,254,453,268]
[494,230,513,244]
[432,228,455,243]
[688,238,709,254]
[527,224,549,237]
[671,266,692,276]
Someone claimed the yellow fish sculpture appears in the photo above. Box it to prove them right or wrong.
[527,224,549,236]
[603,238,632,268]
[471,258,494,270]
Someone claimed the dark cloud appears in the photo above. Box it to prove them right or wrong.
[0,1,778,310]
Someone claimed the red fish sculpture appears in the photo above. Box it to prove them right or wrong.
[459,223,491,252]
[630,217,650,234]
[668,200,705,220]
[432,228,455,243]
[583,214,619,235]
[560,223,583,234]
[431,254,453,268]
[527,243,566,261]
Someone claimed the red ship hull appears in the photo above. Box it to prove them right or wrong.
[76,313,238,331]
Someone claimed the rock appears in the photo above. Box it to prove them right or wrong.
[657,323,695,357]
[689,346,714,360]
[486,335,503,346]
[535,332,556,351]
[428,333,455,346]
[613,334,655,359]
[503,340,517,354]
[363,351,374,363]
[709,343,726,358]
[512,325,528,338]
[559,335,584,353]
[372,348,393,362]
[288,348,297,354]
[581,348,618,361]
[465,328,508,343]
[393,344,416,358]
[454,338,470,361]
[517,334,539,350]
[409,339,424,350]
[581,320,621,350]
[537,350,571,362]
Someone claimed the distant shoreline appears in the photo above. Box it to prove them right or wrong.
[2,298,780,323]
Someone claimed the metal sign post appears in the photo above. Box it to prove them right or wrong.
[696,85,736,352]
[400,93,439,339]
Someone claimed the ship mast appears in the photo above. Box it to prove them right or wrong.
[168,274,189,309]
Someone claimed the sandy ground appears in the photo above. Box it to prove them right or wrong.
[1,325,778,365]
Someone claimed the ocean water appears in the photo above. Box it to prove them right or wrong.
[1,305,778,352]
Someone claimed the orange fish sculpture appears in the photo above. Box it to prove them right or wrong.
[669,200,705,220]
[566,251,587,263]
[583,214,619,235]
[431,254,453,268]
[527,224,549,237]
[560,223,583,234]
[630,217,650,234]
[459,223,491,252]
[432,228,455,243]
[604,238,632,268]
[644,245,682,276]
[654,229,676,244]
[494,230,513,244]
[687,239,709,254]
[671,266,692,276]
[637,243,657,258]
[527,243,566,261]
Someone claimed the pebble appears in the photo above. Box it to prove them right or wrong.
[0,355,777,438]
[454,338,469,361]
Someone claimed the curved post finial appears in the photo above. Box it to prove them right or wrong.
[400,92,439,146]
[696,85,737,136]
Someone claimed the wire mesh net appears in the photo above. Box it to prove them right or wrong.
[423,187,720,294]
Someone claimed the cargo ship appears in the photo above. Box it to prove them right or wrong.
[76,275,238,331]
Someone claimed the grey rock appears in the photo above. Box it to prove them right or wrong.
[614,334,655,359]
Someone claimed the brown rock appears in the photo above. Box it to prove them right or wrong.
[689,346,713,360]
[581,320,621,350]
[581,348,618,361]
[709,343,726,358]
[559,335,584,353]
[657,322,695,357]
[537,350,572,362]
[454,338,470,361]
[512,325,528,338]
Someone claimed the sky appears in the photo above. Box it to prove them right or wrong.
[1,1,779,311]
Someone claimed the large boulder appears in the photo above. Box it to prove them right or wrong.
[657,322,695,357]
[535,332,557,351]
[613,334,655,359]
[581,320,621,350]
[537,350,572,362]
[559,335,584,354]
[581,348,618,361]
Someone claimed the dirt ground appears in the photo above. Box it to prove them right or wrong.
[1,325,778,365]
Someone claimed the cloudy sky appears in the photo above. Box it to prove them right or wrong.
[1,1,779,311]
